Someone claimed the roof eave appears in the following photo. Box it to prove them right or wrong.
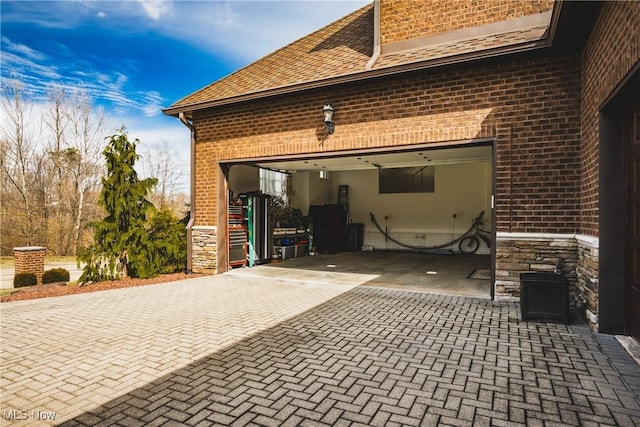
[163,38,550,118]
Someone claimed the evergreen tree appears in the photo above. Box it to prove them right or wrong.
[78,128,158,283]
[148,208,187,274]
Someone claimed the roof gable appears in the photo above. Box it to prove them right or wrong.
[165,1,557,116]
[167,4,373,112]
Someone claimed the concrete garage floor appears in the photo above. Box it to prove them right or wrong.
[264,251,492,298]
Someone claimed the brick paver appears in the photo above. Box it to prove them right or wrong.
[1,267,639,426]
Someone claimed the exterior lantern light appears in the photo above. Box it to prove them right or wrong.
[323,103,335,134]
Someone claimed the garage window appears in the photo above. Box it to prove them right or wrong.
[259,169,288,202]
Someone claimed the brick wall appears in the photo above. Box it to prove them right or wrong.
[575,2,639,331]
[193,54,582,235]
[14,246,46,285]
[379,0,554,45]
[580,1,640,236]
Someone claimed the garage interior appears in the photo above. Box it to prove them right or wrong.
[224,141,494,298]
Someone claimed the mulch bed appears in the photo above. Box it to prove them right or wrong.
[1,272,201,303]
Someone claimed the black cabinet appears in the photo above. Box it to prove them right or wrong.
[520,272,569,324]
[309,204,346,254]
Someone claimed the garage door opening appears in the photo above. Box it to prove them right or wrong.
[222,140,495,298]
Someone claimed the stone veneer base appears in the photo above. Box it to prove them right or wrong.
[192,226,217,274]
[496,232,599,331]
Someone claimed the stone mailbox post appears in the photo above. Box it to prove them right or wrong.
[14,246,46,286]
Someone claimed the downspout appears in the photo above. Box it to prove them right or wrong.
[179,112,196,273]
[365,0,381,70]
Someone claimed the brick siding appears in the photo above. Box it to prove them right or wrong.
[580,1,640,236]
[193,53,582,235]
[379,0,554,45]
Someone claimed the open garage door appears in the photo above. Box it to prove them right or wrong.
[223,139,495,299]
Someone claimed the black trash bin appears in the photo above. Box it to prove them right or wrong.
[345,223,364,251]
[519,272,569,324]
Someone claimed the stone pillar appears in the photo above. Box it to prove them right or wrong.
[575,235,599,331]
[192,226,217,274]
[14,246,46,285]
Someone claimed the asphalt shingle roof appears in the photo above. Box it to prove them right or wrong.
[169,4,374,111]
[374,24,549,69]
[165,3,551,114]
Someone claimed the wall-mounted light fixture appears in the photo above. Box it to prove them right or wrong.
[322,103,335,134]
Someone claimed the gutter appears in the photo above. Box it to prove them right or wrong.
[364,0,381,70]
[179,112,196,274]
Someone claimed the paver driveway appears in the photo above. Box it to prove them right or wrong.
[1,267,639,426]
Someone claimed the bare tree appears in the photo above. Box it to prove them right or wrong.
[1,80,106,256]
[66,89,105,254]
[0,79,47,251]
[43,87,71,254]
[140,140,186,212]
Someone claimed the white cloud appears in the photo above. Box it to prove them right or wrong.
[1,36,46,61]
[2,1,370,131]
[124,116,191,190]
[141,91,164,117]
[211,3,237,31]
[163,1,370,62]
[2,34,167,118]
[137,0,173,21]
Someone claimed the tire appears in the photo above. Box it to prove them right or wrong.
[459,236,480,254]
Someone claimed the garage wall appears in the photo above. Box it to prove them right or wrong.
[329,161,492,251]
[290,171,334,215]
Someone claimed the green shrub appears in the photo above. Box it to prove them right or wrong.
[42,268,70,284]
[14,273,37,288]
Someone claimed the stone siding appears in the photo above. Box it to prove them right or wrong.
[575,236,599,331]
[495,234,577,303]
[192,227,217,274]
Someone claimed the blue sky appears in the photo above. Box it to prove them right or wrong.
[1,0,368,184]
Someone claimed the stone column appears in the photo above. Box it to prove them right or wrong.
[191,227,217,274]
[14,246,46,285]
